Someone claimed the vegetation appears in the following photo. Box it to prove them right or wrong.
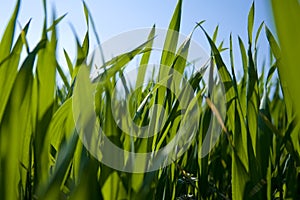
[0,0,299,199]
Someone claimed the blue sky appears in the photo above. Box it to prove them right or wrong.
[0,0,275,75]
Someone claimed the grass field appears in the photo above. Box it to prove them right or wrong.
[0,0,299,199]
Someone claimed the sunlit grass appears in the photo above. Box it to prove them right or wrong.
[0,0,299,199]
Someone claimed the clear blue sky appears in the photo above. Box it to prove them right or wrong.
[0,0,275,76]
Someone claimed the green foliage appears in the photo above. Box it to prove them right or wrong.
[0,0,299,200]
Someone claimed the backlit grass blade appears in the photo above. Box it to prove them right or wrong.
[212,25,219,43]
[46,13,67,32]
[57,63,71,90]
[0,1,299,199]
[36,16,58,121]
[0,38,45,200]
[0,0,20,61]
[247,2,254,44]
[246,36,259,157]
[64,49,74,76]
[37,97,74,190]
[38,132,78,199]
[150,0,183,154]
[238,37,248,76]
[136,25,156,91]
[160,0,182,69]
[232,153,249,200]
[173,28,194,75]
[271,0,300,120]
[265,26,294,122]
[0,0,22,124]
[34,12,60,186]
[237,37,248,115]
[93,38,155,83]
[0,21,30,123]
[254,22,264,48]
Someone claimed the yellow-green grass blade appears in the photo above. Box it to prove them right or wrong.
[237,37,248,115]
[160,0,182,69]
[136,25,156,93]
[212,25,219,43]
[46,13,67,32]
[247,2,254,44]
[0,0,20,61]
[64,49,74,76]
[34,14,61,186]
[0,0,22,123]
[36,24,58,121]
[0,38,45,200]
[40,98,74,182]
[265,25,294,122]
[246,38,259,157]
[57,63,71,90]
[172,28,194,75]
[246,3,260,158]
[151,0,183,153]
[93,38,154,84]
[38,132,78,199]
[0,21,30,124]
[232,152,249,200]
[271,0,300,121]
[238,36,248,76]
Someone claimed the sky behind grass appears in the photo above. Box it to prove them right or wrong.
[0,0,275,77]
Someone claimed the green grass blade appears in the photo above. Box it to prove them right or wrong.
[173,29,194,75]
[246,40,259,157]
[63,49,74,76]
[232,153,249,200]
[0,37,45,199]
[57,63,71,90]
[34,12,61,189]
[200,24,250,200]
[271,0,300,120]
[265,26,293,121]
[229,34,238,94]
[136,25,156,90]
[212,25,219,43]
[160,0,182,68]
[254,22,264,48]
[46,13,67,32]
[248,2,254,44]
[93,39,154,83]
[0,21,30,123]
[238,37,248,77]
[0,0,20,61]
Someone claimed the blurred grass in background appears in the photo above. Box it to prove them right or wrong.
[0,0,299,199]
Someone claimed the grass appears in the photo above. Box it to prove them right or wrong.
[0,0,299,199]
